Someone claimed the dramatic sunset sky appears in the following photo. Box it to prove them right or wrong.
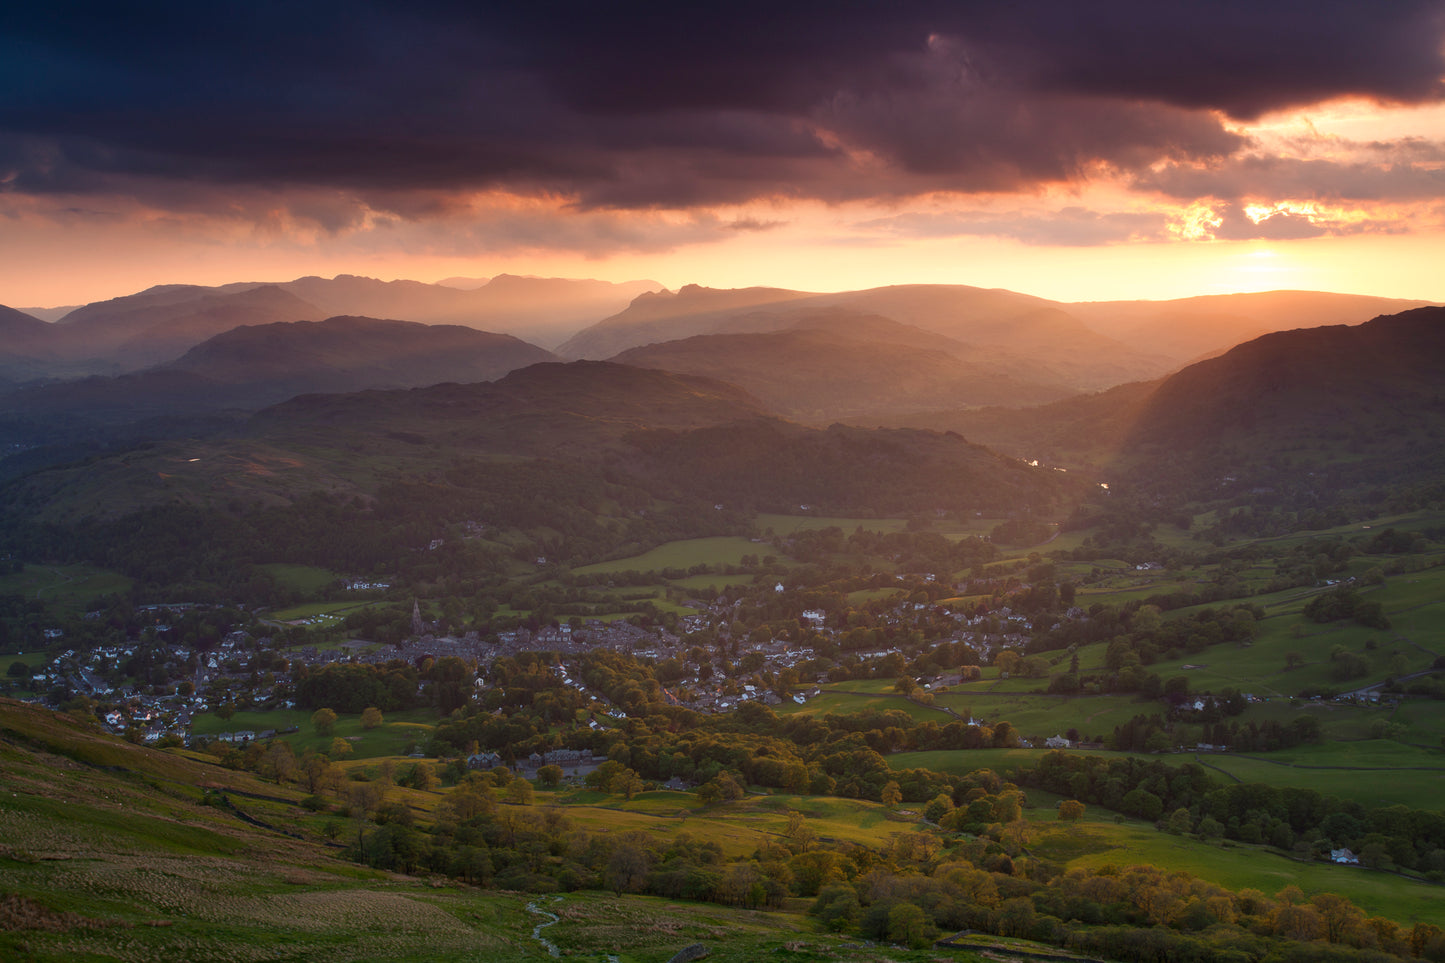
[3,1,1444,308]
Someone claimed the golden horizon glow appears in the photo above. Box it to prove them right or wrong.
[4,93,1445,311]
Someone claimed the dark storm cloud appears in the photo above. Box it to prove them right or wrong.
[1,2,1442,212]
[1138,155,1445,204]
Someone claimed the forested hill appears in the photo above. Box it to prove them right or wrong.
[1123,307,1445,446]
[887,307,1445,506]
[0,360,1074,589]
[1115,306,1445,500]
[247,360,772,453]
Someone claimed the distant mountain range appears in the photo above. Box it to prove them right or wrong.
[6,276,1430,393]
[560,283,1433,393]
[1,273,660,378]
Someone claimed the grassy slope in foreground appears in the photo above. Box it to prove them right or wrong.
[0,698,970,962]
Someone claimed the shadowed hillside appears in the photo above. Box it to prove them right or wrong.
[897,307,1445,503]
[611,310,1074,421]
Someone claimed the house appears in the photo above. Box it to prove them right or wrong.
[1331,848,1360,865]
[1045,735,1071,749]
[541,748,593,767]
[467,751,503,770]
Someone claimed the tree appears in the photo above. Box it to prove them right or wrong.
[1311,892,1364,944]
[329,737,354,758]
[1057,799,1085,821]
[924,793,955,824]
[1122,788,1163,821]
[6,660,27,678]
[696,772,745,804]
[505,779,534,806]
[605,842,649,895]
[301,752,331,793]
[360,706,384,730]
[261,741,297,784]
[311,707,338,737]
[536,764,564,789]
[881,780,903,808]
[887,902,936,949]
[811,883,860,931]
[785,810,807,839]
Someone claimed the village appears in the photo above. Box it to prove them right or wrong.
[6,575,1054,751]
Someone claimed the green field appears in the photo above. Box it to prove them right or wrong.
[1024,813,1445,926]
[667,573,759,592]
[0,563,134,613]
[785,679,1161,740]
[260,563,343,594]
[572,537,769,575]
[551,790,914,859]
[755,513,992,538]
[892,737,1445,812]
[781,689,950,722]
[190,707,443,758]
[1191,740,1445,809]
[267,600,383,625]
[890,747,1159,776]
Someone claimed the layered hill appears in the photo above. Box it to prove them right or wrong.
[3,360,1071,528]
[37,273,659,375]
[0,317,557,423]
[276,273,661,348]
[51,284,326,370]
[0,318,560,484]
[563,283,1176,391]
[611,310,1074,421]
[165,316,556,394]
[562,283,1437,391]
[0,303,66,383]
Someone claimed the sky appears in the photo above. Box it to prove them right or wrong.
[2,1,1444,308]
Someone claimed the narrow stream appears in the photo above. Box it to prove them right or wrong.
[525,896,562,957]
[525,896,619,961]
